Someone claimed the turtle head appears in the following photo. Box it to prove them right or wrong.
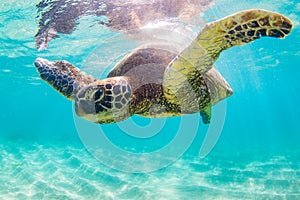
[204,68,233,105]
[75,77,132,124]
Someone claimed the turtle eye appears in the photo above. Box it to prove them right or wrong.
[93,88,104,102]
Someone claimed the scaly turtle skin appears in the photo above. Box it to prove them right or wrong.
[34,10,293,124]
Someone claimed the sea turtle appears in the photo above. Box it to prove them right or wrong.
[34,10,293,124]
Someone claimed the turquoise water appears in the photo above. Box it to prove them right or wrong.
[1,0,300,199]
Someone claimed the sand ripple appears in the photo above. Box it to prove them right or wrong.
[0,140,299,199]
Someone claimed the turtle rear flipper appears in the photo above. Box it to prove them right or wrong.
[200,107,211,124]
[164,9,293,104]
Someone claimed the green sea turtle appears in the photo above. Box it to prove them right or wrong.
[34,10,293,124]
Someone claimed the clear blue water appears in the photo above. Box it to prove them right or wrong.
[1,0,300,199]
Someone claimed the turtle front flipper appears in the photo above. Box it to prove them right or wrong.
[164,9,292,104]
[193,9,292,65]
[170,9,292,73]
[34,58,97,100]
[35,58,134,124]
